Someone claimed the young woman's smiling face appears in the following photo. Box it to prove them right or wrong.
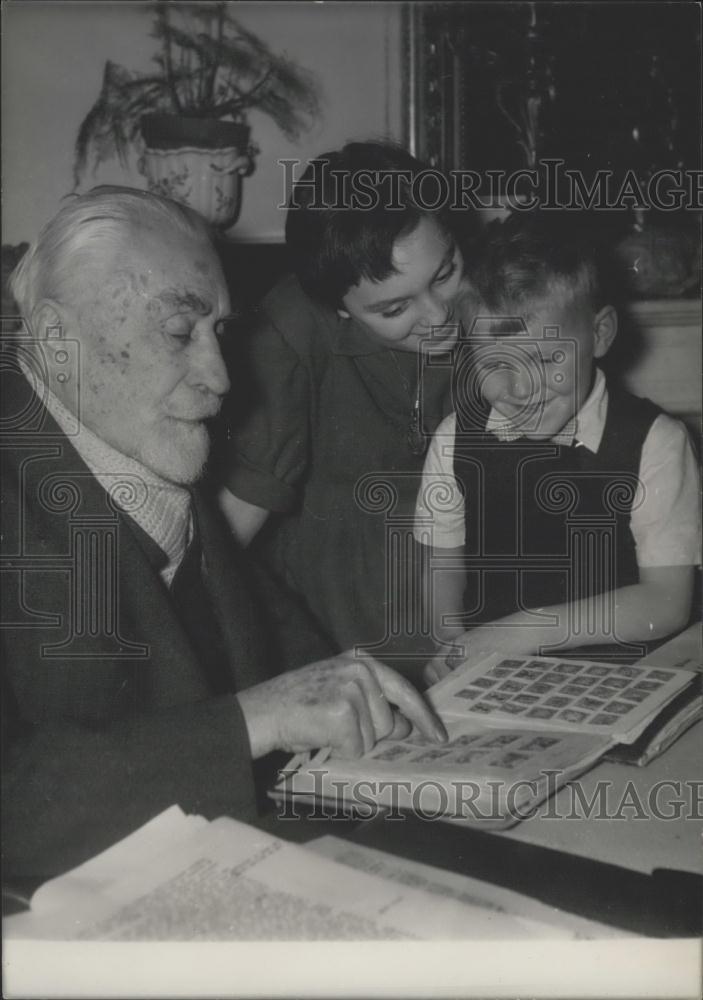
[338,215,464,354]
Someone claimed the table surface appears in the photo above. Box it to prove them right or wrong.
[495,720,701,875]
[437,622,703,874]
[307,624,703,936]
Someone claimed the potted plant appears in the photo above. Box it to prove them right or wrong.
[73,1,321,227]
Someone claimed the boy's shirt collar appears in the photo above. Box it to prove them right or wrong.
[485,368,608,453]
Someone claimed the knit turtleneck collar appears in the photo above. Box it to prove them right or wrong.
[22,363,192,586]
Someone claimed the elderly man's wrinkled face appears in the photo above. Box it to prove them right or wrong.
[65,226,231,483]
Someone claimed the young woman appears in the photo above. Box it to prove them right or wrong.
[219,141,473,670]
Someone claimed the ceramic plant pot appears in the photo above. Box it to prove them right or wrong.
[139,115,251,228]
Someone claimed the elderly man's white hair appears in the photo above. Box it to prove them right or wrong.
[10,187,213,322]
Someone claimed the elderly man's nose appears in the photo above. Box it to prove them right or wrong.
[192,337,231,396]
[208,354,231,396]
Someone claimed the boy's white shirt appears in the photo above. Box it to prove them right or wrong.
[414,368,701,568]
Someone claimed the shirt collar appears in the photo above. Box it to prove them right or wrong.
[486,367,608,452]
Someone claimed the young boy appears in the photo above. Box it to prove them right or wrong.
[415,213,700,683]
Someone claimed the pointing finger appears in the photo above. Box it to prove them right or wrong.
[344,656,395,740]
[364,657,447,743]
[388,710,412,741]
[345,679,377,755]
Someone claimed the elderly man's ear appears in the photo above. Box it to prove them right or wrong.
[31,300,72,340]
[30,299,76,352]
[592,304,618,359]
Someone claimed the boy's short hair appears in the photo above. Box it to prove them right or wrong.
[465,211,607,322]
[285,141,462,309]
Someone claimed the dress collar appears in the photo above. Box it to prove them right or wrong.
[328,311,389,357]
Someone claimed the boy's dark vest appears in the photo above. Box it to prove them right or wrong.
[453,381,661,625]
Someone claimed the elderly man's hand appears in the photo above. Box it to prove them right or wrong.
[238,651,448,760]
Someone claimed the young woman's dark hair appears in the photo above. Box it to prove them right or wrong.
[285,140,464,309]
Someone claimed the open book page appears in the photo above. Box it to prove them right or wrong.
[273,650,696,825]
[4,808,575,942]
[427,653,695,743]
[602,678,702,765]
[306,836,631,940]
[274,725,611,827]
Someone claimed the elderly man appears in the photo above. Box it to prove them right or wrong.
[1,189,446,884]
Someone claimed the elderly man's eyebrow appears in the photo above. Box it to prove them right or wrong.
[156,289,212,314]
